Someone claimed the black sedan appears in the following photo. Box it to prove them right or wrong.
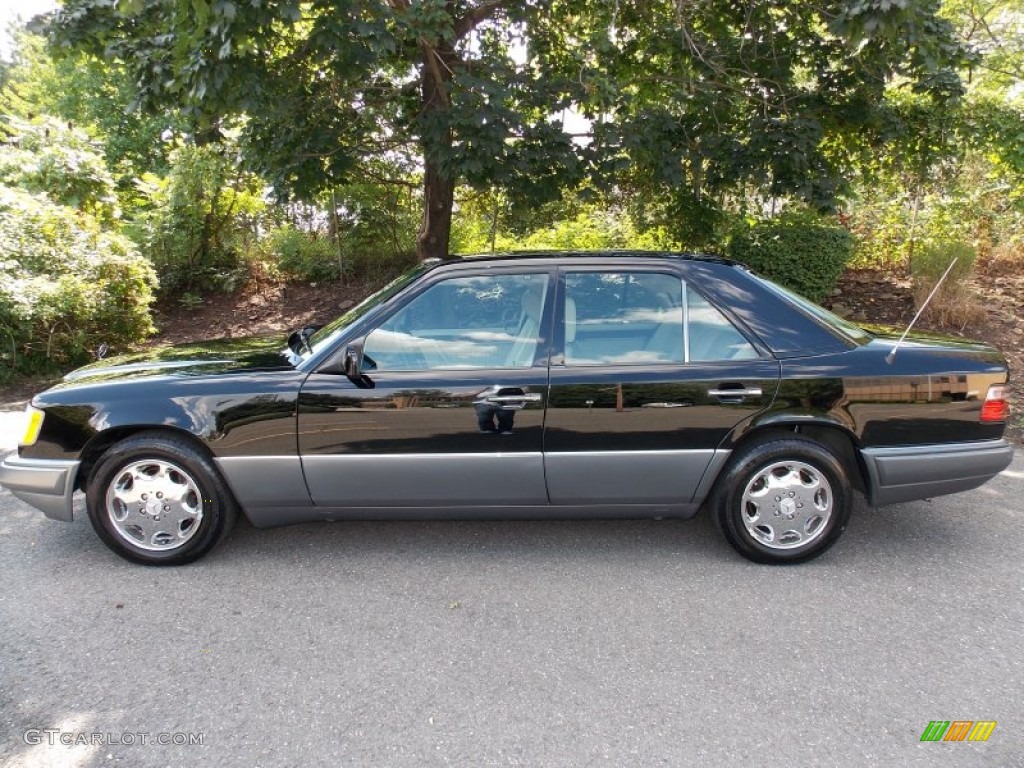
[1,252,1013,565]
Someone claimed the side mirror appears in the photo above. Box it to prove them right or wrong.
[343,345,362,379]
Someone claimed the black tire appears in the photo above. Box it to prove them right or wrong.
[713,436,852,564]
[86,431,238,565]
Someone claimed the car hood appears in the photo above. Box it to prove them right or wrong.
[60,335,296,385]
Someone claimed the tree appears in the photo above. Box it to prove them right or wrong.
[942,0,1024,97]
[47,0,970,258]
[2,28,181,205]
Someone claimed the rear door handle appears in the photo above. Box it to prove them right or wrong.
[707,387,763,400]
[485,393,543,404]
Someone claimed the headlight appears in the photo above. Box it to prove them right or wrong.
[20,405,44,446]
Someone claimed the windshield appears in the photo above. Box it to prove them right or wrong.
[301,264,432,358]
[756,274,873,344]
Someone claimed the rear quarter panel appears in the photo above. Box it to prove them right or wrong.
[761,342,1008,447]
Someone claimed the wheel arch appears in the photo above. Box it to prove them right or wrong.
[77,426,219,494]
[728,421,869,497]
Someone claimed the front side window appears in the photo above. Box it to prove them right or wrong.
[564,272,684,365]
[305,264,430,357]
[363,273,549,371]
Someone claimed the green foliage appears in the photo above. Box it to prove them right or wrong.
[263,173,420,283]
[0,186,156,379]
[910,240,983,328]
[727,218,855,301]
[622,187,731,252]
[451,205,678,254]
[850,135,1024,269]
[329,174,421,262]
[2,28,178,208]
[342,248,420,284]
[912,240,977,284]
[264,221,418,285]
[267,226,339,282]
[942,0,1024,99]
[177,292,204,311]
[0,116,119,224]
[128,143,265,296]
[46,0,972,259]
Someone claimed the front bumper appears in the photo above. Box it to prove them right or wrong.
[862,439,1015,506]
[0,453,80,522]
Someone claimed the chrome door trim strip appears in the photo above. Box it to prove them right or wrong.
[543,449,716,458]
[302,452,543,460]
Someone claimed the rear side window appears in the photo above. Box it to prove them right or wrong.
[561,271,758,365]
[686,287,758,361]
[564,272,684,365]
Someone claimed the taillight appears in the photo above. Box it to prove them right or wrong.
[980,384,1010,422]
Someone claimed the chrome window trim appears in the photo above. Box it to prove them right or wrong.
[682,279,690,364]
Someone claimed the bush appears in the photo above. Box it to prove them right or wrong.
[343,248,419,282]
[911,241,984,329]
[263,223,418,284]
[267,225,340,282]
[0,186,156,379]
[452,207,678,254]
[727,220,854,301]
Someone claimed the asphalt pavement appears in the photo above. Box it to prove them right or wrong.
[0,445,1021,768]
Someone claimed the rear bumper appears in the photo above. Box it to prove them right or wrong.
[0,453,80,522]
[862,439,1014,506]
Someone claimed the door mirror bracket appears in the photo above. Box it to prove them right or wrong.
[339,344,375,388]
[344,345,362,378]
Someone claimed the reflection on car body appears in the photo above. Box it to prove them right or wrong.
[0,251,1013,565]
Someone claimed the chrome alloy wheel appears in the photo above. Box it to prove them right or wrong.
[740,459,833,550]
[105,459,204,551]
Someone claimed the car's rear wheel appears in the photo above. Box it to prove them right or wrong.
[86,432,237,565]
[713,436,852,564]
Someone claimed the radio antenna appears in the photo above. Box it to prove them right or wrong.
[886,256,958,364]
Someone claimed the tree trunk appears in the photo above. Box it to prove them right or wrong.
[417,42,457,261]
[419,157,455,260]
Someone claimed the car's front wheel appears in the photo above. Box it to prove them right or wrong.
[86,432,238,565]
[714,436,852,564]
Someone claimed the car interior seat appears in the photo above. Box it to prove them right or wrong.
[505,287,544,367]
[564,297,577,362]
[642,308,684,363]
